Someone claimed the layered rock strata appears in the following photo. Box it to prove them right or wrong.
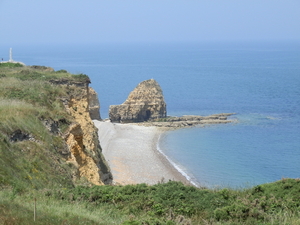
[109,79,167,122]
[52,79,111,185]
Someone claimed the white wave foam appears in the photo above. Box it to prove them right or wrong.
[156,133,200,187]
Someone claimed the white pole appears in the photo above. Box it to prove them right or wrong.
[34,198,36,222]
[9,48,13,62]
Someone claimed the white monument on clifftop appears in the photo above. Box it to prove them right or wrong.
[9,48,13,62]
[1,48,25,65]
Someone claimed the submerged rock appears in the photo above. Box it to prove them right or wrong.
[109,79,167,123]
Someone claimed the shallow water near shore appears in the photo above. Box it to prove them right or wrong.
[159,113,300,188]
[2,41,299,188]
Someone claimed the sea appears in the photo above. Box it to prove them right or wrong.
[2,41,299,189]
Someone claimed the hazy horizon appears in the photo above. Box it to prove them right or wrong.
[1,1,299,47]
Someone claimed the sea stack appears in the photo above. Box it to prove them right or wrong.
[109,79,167,123]
[88,87,101,120]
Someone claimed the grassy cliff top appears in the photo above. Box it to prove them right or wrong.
[0,63,89,81]
[0,64,91,191]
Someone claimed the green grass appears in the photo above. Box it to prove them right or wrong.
[0,66,81,191]
[1,179,300,224]
[0,64,89,82]
[0,190,126,225]
[0,78,68,116]
[0,62,24,68]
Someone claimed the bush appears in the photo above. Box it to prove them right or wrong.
[56,69,68,73]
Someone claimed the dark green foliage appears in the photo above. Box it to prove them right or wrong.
[55,69,68,73]
[47,179,300,224]
[213,179,300,223]
[74,73,90,81]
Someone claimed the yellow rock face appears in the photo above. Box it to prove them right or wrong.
[64,86,110,185]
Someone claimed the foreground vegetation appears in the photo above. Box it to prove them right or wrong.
[1,63,299,224]
[1,179,300,224]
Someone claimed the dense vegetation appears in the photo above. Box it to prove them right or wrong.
[1,179,300,224]
[1,63,299,224]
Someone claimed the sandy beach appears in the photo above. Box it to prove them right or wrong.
[93,120,190,185]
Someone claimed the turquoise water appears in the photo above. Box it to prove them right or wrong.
[3,41,299,188]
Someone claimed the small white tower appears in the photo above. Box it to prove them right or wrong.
[1,48,26,65]
[9,48,13,62]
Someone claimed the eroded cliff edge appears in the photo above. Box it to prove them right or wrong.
[50,79,112,185]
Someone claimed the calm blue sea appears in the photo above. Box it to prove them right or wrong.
[2,41,299,188]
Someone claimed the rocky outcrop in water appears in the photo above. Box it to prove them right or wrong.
[137,113,236,129]
[109,79,167,123]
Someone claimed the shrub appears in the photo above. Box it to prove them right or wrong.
[56,69,68,73]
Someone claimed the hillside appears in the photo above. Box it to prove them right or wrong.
[0,62,300,224]
[0,63,111,190]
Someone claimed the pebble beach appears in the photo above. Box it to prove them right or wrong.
[93,120,190,186]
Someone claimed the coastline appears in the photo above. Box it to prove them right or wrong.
[156,132,200,187]
[93,120,192,186]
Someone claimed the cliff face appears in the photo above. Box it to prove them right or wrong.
[109,79,167,122]
[61,81,111,185]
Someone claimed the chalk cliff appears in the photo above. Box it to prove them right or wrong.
[109,79,167,122]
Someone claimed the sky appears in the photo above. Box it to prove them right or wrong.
[0,0,300,45]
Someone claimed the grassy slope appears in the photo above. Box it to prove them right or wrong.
[0,63,299,225]
[0,64,89,190]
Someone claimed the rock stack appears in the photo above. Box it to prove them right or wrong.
[88,87,101,120]
[109,79,167,122]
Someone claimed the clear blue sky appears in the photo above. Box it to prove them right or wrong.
[1,0,299,45]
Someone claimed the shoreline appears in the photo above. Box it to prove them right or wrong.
[155,132,200,187]
[93,120,193,186]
